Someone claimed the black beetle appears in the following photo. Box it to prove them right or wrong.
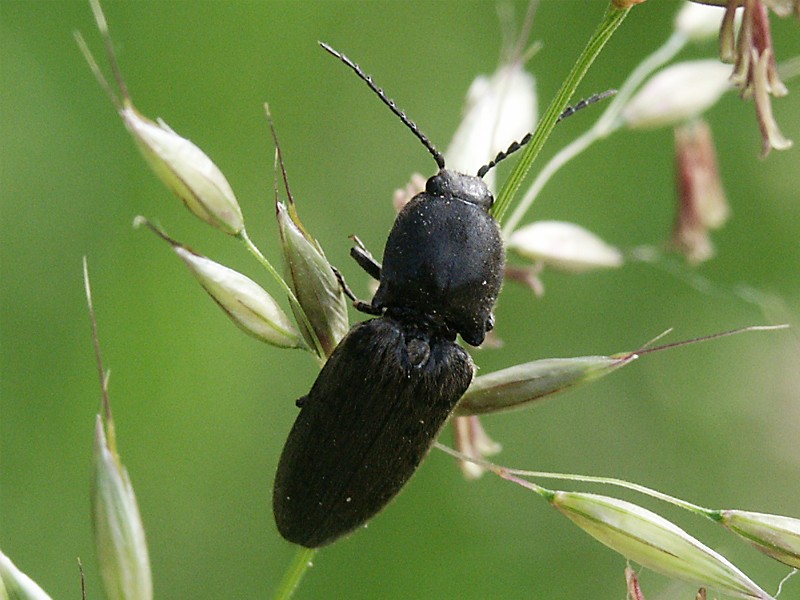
[273,43,603,548]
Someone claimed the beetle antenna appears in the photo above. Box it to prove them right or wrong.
[556,89,616,122]
[320,42,446,170]
[477,89,617,178]
[477,133,531,178]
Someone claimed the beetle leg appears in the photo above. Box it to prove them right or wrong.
[349,235,382,281]
[331,265,382,316]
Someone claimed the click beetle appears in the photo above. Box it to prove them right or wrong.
[273,43,604,548]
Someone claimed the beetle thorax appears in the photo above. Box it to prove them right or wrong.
[372,172,504,346]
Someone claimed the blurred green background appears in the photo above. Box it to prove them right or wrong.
[2,1,799,598]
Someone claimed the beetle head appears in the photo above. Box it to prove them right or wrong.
[426,170,493,211]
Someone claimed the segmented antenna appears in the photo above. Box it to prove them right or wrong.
[477,89,617,178]
[319,42,446,170]
[555,89,616,122]
[477,133,532,178]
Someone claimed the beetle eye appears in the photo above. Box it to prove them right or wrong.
[425,173,447,197]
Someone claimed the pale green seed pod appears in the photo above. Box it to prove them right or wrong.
[551,492,775,600]
[173,245,303,349]
[621,60,732,130]
[277,202,349,358]
[445,63,537,194]
[455,354,634,417]
[122,108,244,235]
[0,550,53,600]
[717,509,800,569]
[77,0,244,236]
[92,416,153,600]
[507,221,623,273]
[675,2,728,42]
